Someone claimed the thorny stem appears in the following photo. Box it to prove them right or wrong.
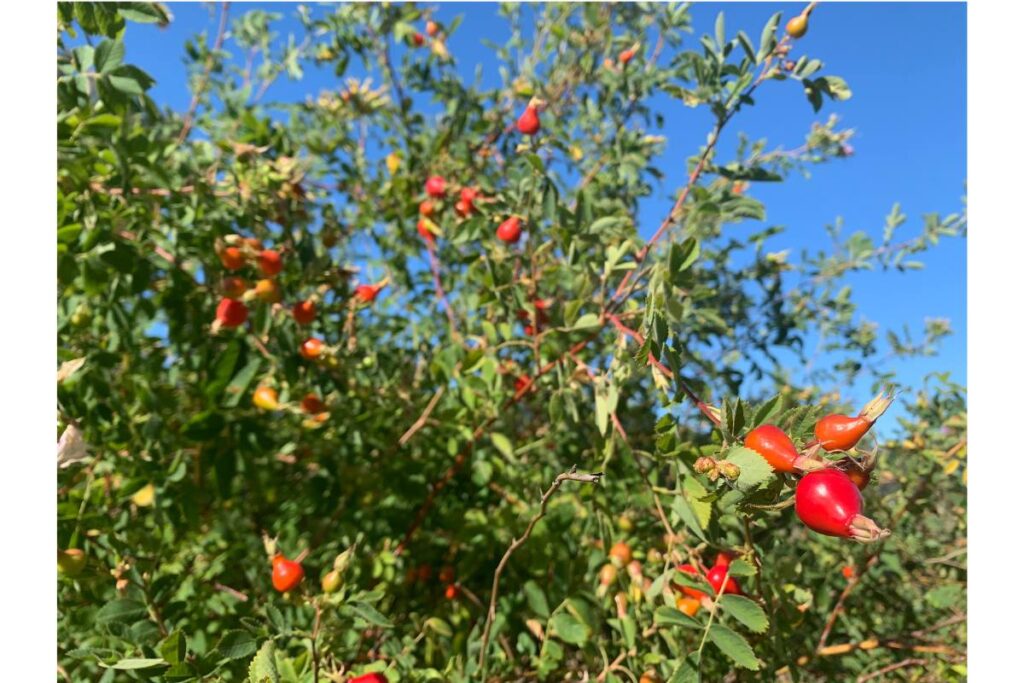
[477,466,603,678]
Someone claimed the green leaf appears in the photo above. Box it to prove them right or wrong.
[216,630,259,660]
[708,623,761,670]
[726,558,756,577]
[669,653,702,683]
[573,312,601,330]
[159,630,186,665]
[424,617,453,638]
[654,606,701,629]
[102,658,166,670]
[750,394,782,428]
[95,599,147,625]
[224,358,262,407]
[682,475,712,529]
[757,12,782,62]
[822,75,853,101]
[345,602,393,628]
[722,446,774,492]
[549,612,589,646]
[247,640,279,683]
[719,594,769,633]
[524,580,551,617]
[94,39,125,73]
[490,432,514,460]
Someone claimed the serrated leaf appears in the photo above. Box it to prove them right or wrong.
[726,558,756,577]
[96,599,147,625]
[102,658,166,670]
[682,475,712,529]
[719,594,769,633]
[247,641,279,683]
[524,580,550,617]
[345,602,393,628]
[654,606,701,629]
[723,446,775,491]
[750,394,782,428]
[159,630,186,665]
[708,623,761,670]
[573,312,601,330]
[669,653,702,683]
[94,39,125,73]
[216,630,258,660]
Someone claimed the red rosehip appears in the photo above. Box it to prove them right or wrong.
[292,300,316,325]
[842,565,856,580]
[426,20,439,37]
[619,47,637,64]
[411,32,425,47]
[713,552,733,568]
[301,393,326,414]
[706,565,742,596]
[814,391,895,452]
[455,198,474,217]
[795,469,889,542]
[517,105,540,136]
[417,219,436,244]
[419,200,435,217]
[744,424,823,473]
[299,338,325,360]
[514,375,531,393]
[219,246,245,271]
[496,216,522,243]
[258,249,283,276]
[215,297,248,328]
[350,673,386,683]
[425,176,446,198]
[221,276,248,300]
[444,583,459,600]
[271,555,304,593]
[355,284,382,303]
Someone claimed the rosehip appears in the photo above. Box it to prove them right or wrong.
[355,284,382,303]
[216,298,248,328]
[417,219,436,244]
[425,175,446,198]
[419,200,435,217]
[455,198,473,217]
[795,469,890,542]
[292,300,316,325]
[619,47,637,64]
[299,338,324,360]
[321,569,342,593]
[219,246,245,271]
[301,393,326,414]
[713,552,733,568]
[842,565,856,580]
[411,32,425,47]
[706,565,742,596]
[222,276,248,300]
[349,674,386,683]
[517,105,540,136]
[598,563,618,585]
[253,386,279,411]
[786,14,809,39]
[814,391,895,452]
[426,20,439,37]
[58,548,87,577]
[744,424,822,473]
[257,249,283,276]
[460,186,479,203]
[438,565,455,584]
[271,555,304,593]
[496,216,523,243]
[444,583,459,600]
[514,375,531,393]
[253,278,282,304]
[608,541,632,568]
[675,596,701,617]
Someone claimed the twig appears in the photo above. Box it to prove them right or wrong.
[176,2,230,145]
[213,583,249,602]
[856,658,928,683]
[311,602,322,683]
[398,386,446,446]
[428,245,460,338]
[477,466,604,676]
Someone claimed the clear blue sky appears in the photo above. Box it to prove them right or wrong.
[116,2,966,409]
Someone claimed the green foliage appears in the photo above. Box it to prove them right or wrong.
[57,3,966,682]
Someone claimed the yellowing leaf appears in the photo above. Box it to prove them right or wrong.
[132,483,156,507]
[57,423,89,469]
[57,357,87,383]
[385,152,401,175]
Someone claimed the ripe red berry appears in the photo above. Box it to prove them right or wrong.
[744,424,799,473]
[299,338,325,360]
[455,198,474,217]
[425,176,446,198]
[271,555,304,593]
[842,565,856,580]
[419,200,435,217]
[706,565,742,596]
[514,375,531,393]
[417,219,436,244]
[619,47,636,64]
[517,105,540,135]
[222,276,248,300]
[673,564,707,600]
[426,20,439,37]
[444,583,459,600]
[258,249,283,276]
[496,216,522,243]
[814,391,895,451]
[350,673,386,683]
[795,469,889,542]
[292,300,316,325]
[411,32,425,47]
[355,284,381,303]
[219,246,245,271]
[216,297,248,328]
[301,393,326,414]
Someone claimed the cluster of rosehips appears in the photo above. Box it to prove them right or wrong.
[212,236,285,330]
[738,390,896,542]
[404,563,460,601]
[417,175,524,247]
[269,546,353,597]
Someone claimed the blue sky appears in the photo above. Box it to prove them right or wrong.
[115,2,966,413]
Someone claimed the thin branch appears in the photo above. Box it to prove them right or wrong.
[428,244,460,338]
[176,2,230,145]
[478,466,604,676]
[398,386,446,446]
[856,658,928,683]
